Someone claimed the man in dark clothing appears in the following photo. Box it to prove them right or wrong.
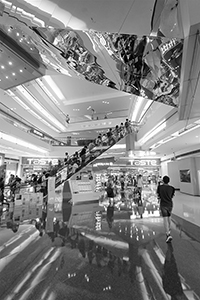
[0,177,4,203]
[80,145,87,165]
[106,203,114,229]
[157,175,175,243]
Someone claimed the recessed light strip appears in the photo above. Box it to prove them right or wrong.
[138,120,166,145]
[36,78,60,106]
[6,90,60,133]
[138,100,152,123]
[16,85,66,132]
[150,124,200,150]
[0,131,48,153]
[43,75,65,101]
[131,97,144,122]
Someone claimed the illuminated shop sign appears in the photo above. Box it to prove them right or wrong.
[130,159,160,167]
[22,158,58,166]
[93,162,113,167]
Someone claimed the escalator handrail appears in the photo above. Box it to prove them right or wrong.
[54,123,135,187]
[55,122,134,175]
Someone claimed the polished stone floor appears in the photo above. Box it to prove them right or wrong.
[0,209,200,300]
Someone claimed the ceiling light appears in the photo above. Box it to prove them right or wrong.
[138,120,166,145]
[8,61,12,65]
[5,76,8,79]
[138,100,152,122]
[131,97,144,122]
[19,69,23,73]
[1,65,5,69]
[41,119,60,132]
[112,144,126,149]
[16,32,20,36]
[173,124,200,137]
[150,124,200,150]
[0,131,48,153]
[36,78,60,106]
[17,86,66,131]
[6,90,60,133]
[12,73,15,76]
[43,75,65,101]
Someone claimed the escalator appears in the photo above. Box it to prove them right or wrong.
[0,125,134,233]
[45,125,135,230]
[53,125,134,190]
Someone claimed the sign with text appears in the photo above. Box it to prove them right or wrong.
[129,159,160,167]
[22,157,59,166]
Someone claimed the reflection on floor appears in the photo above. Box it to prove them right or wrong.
[1,210,200,300]
[1,184,200,300]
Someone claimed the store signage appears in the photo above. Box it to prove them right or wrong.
[93,162,113,167]
[22,157,58,166]
[130,159,160,167]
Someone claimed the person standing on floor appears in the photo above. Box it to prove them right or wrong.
[157,175,175,243]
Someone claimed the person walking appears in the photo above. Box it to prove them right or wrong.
[157,176,175,243]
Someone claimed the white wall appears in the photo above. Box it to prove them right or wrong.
[178,157,198,195]
[193,157,200,195]
[160,161,169,177]
[168,161,180,189]
[161,156,200,195]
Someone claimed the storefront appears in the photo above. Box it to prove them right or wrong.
[91,157,161,189]
[4,157,20,184]
[21,157,61,180]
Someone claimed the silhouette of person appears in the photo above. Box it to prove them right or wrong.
[162,243,184,299]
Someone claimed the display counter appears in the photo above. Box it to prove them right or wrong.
[61,175,104,228]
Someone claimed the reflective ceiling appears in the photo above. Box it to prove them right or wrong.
[0,0,199,158]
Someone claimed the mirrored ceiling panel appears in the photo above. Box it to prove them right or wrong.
[32,27,184,107]
[0,0,183,106]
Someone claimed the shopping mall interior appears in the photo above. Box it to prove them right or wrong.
[1,0,200,299]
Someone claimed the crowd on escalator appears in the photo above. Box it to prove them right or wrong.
[48,119,134,185]
[0,119,133,227]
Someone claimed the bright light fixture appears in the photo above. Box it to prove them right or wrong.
[36,78,60,106]
[131,97,144,122]
[16,86,66,132]
[112,144,126,149]
[138,120,166,145]
[138,100,152,122]
[173,124,200,137]
[43,75,65,101]
[0,131,48,153]
[150,124,200,150]
[6,90,60,133]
